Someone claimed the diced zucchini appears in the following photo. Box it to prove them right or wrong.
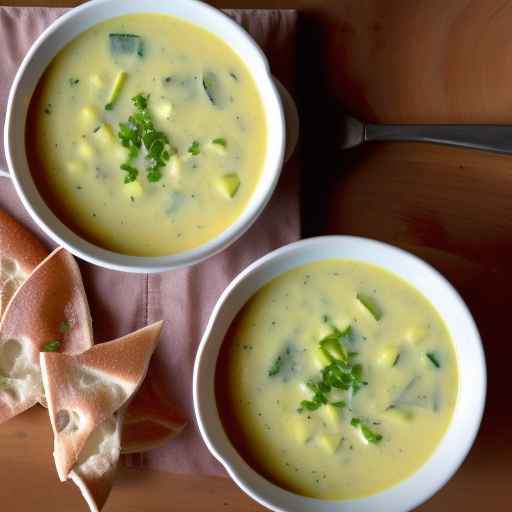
[216,173,240,198]
[153,99,174,120]
[65,160,86,175]
[78,141,94,160]
[404,327,426,344]
[105,71,127,111]
[124,180,143,198]
[376,345,400,367]
[313,345,333,368]
[357,293,382,321]
[80,106,98,128]
[202,71,225,107]
[385,406,414,423]
[89,74,104,88]
[109,33,144,57]
[320,404,343,430]
[317,433,342,453]
[290,417,313,444]
[94,123,115,145]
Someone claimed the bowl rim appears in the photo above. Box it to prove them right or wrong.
[4,0,285,273]
[193,235,487,512]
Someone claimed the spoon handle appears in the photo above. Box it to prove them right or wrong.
[365,123,512,155]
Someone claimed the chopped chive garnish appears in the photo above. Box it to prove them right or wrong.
[68,78,79,86]
[357,293,382,320]
[268,355,282,377]
[58,320,71,333]
[392,353,401,367]
[426,352,441,368]
[188,140,200,155]
[212,137,227,147]
[42,340,61,352]
[331,401,346,408]
[351,418,382,443]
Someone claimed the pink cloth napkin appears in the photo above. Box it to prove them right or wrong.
[0,6,299,476]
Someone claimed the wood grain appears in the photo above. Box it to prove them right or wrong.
[1,0,511,511]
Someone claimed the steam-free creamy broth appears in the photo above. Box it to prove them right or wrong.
[27,14,266,256]
[216,260,458,500]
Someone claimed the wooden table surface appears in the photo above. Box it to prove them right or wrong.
[1,0,511,511]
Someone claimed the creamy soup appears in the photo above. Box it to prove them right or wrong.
[27,14,266,256]
[216,260,458,500]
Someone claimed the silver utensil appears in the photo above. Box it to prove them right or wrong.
[340,115,512,154]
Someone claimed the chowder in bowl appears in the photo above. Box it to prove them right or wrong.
[5,0,288,272]
[194,236,486,512]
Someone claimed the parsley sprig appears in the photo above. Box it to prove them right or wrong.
[351,418,382,443]
[117,94,174,183]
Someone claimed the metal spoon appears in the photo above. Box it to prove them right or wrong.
[340,115,512,154]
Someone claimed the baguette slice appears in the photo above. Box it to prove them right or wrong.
[122,376,186,454]
[40,321,162,484]
[0,208,47,318]
[0,247,93,423]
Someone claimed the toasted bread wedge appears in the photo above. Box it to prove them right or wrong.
[122,376,186,454]
[0,208,47,318]
[70,414,122,512]
[41,321,162,509]
[0,247,93,423]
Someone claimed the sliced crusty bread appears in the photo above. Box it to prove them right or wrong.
[0,247,93,424]
[122,376,186,454]
[0,208,47,318]
[40,321,162,483]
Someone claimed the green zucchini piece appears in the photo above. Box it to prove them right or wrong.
[357,293,382,320]
[105,71,127,111]
[109,33,144,57]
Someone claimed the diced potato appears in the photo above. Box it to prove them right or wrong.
[168,155,181,179]
[153,99,174,120]
[404,326,426,344]
[65,160,86,175]
[78,141,94,160]
[320,404,343,430]
[385,407,414,423]
[80,106,99,128]
[124,180,143,198]
[113,146,129,164]
[94,123,115,145]
[376,344,399,367]
[89,74,104,88]
[216,173,240,198]
[290,417,313,444]
[206,141,227,156]
[317,433,342,453]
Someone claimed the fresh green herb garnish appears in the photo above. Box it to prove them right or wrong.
[392,353,401,367]
[212,137,227,147]
[58,320,71,333]
[68,78,79,86]
[299,319,366,413]
[351,418,382,443]
[268,355,282,377]
[188,140,200,155]
[42,340,61,352]
[426,352,441,368]
[357,293,382,320]
[117,94,173,183]
[331,400,346,408]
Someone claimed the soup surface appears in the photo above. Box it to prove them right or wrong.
[216,260,458,500]
[27,14,266,256]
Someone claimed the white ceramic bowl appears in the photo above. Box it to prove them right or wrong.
[193,236,486,512]
[4,0,292,273]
